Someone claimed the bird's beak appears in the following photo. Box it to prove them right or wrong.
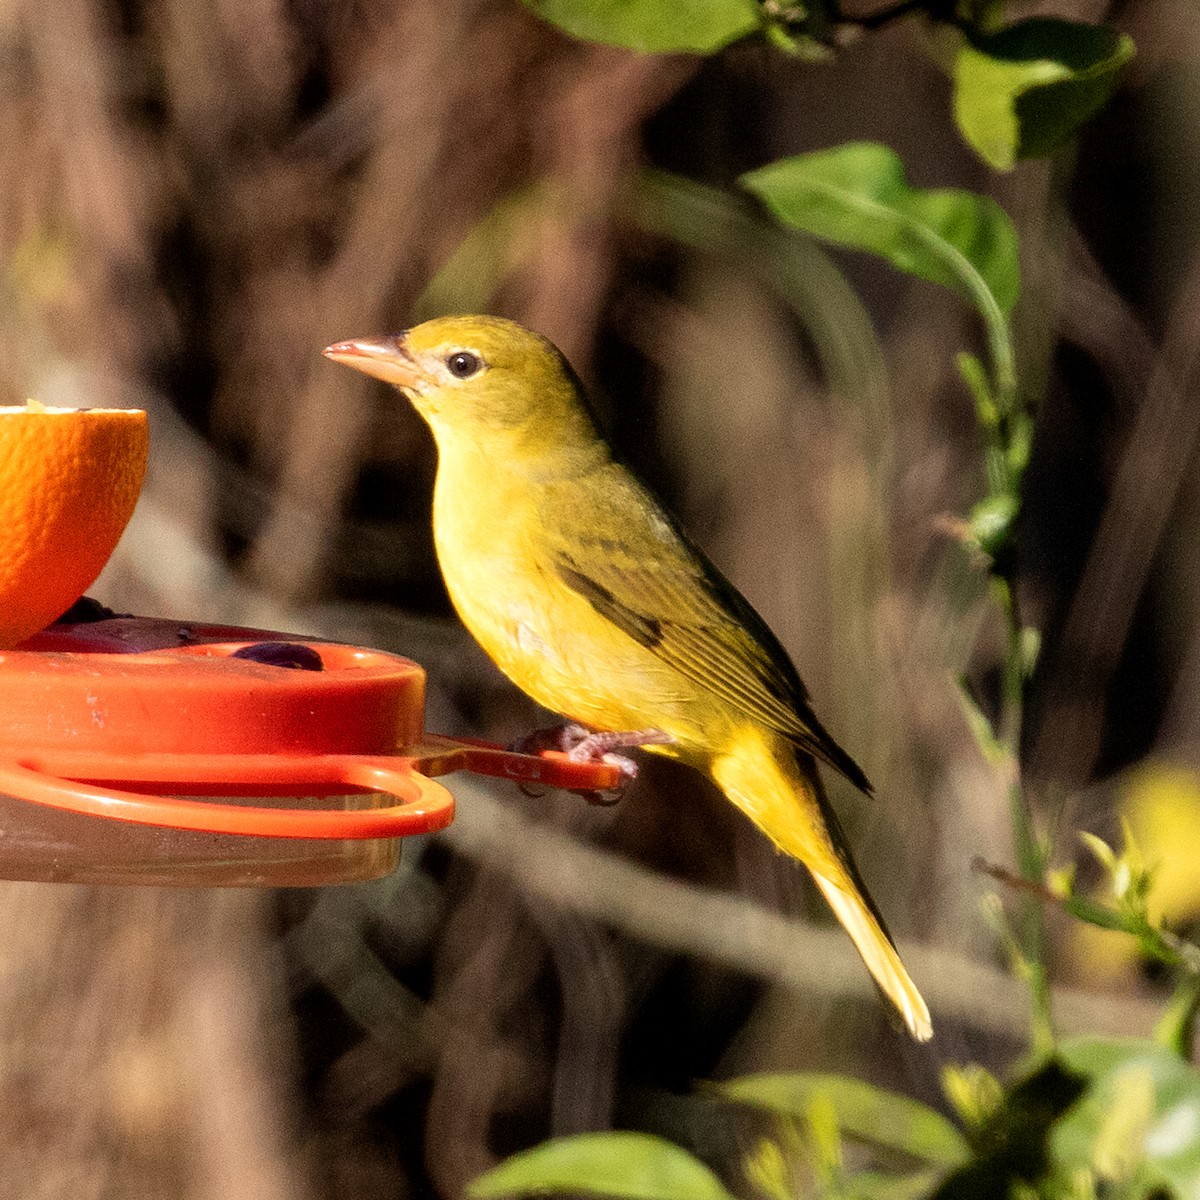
[322,334,428,388]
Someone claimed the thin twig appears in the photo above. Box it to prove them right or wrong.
[441,778,1162,1040]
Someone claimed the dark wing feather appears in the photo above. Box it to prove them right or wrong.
[546,471,872,795]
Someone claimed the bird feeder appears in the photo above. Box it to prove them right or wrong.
[0,612,621,887]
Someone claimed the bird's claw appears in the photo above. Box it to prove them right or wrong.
[510,723,672,805]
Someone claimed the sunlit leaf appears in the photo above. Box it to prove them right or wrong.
[954,19,1135,170]
[1090,1066,1154,1184]
[942,1064,1004,1132]
[1019,626,1041,676]
[716,1073,969,1168]
[740,142,1019,317]
[968,493,1019,560]
[467,1133,738,1200]
[520,0,761,53]
[1078,831,1116,873]
[1045,864,1076,900]
[806,1091,845,1178]
[1054,1037,1200,1197]
[743,1137,793,1200]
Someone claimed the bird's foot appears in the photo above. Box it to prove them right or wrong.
[510,723,672,805]
[509,722,590,759]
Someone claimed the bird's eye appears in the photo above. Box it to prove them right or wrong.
[446,351,483,379]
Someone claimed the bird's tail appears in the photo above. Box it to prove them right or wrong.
[809,871,932,1041]
[711,730,932,1041]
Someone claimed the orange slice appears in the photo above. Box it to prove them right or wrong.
[0,402,148,648]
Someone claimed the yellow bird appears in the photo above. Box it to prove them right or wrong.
[324,315,931,1041]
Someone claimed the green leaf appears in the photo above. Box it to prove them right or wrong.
[1156,977,1200,1061]
[942,1064,1005,1131]
[932,1059,1088,1200]
[1019,626,1041,677]
[1078,831,1117,873]
[743,1136,794,1200]
[1054,1037,1200,1197]
[716,1073,969,1168]
[968,493,1019,560]
[954,19,1135,170]
[467,1133,738,1200]
[953,676,1006,766]
[740,142,1020,317]
[956,352,996,427]
[520,0,761,52]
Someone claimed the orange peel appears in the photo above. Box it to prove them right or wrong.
[0,402,147,648]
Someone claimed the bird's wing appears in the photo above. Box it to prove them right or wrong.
[545,474,872,795]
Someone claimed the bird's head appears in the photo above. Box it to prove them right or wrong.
[323,315,600,459]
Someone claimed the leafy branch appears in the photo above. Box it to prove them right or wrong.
[979,824,1200,1061]
[468,1051,1200,1199]
[520,0,1132,171]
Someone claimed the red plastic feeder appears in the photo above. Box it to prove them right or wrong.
[0,614,621,887]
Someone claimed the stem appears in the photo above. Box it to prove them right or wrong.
[955,194,1045,1043]
[996,578,1024,749]
[907,223,1019,423]
[1156,976,1200,1061]
[993,578,1053,1054]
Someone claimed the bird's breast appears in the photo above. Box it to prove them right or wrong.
[430,477,692,736]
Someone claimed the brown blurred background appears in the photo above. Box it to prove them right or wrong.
[0,0,1195,1194]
